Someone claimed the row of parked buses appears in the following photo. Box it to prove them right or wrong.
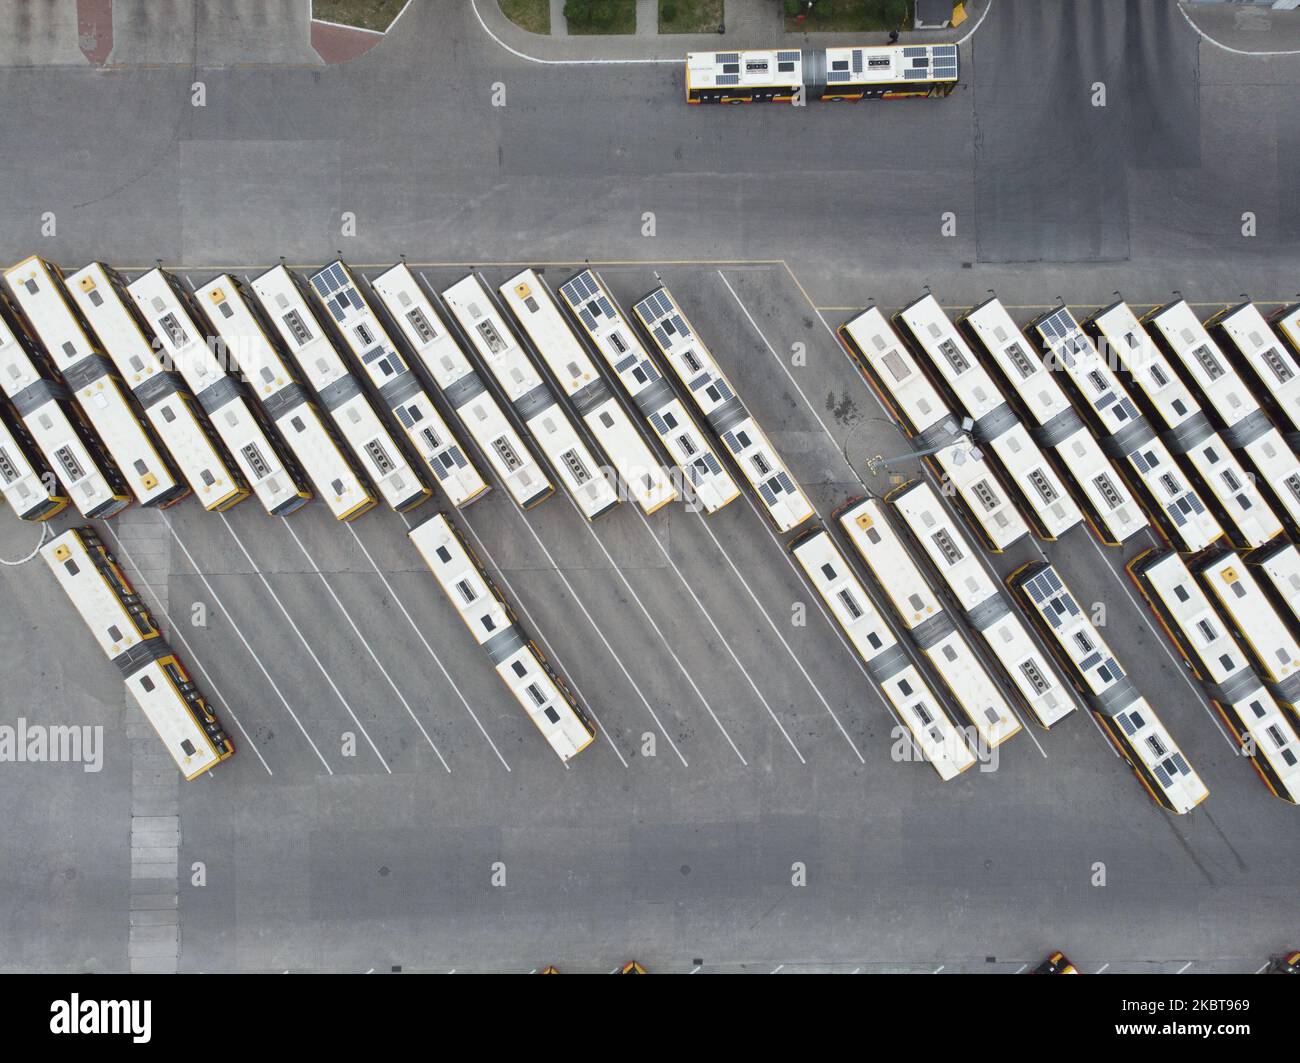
[3,257,822,770]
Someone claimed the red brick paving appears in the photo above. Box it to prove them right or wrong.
[77,0,113,66]
[311,19,384,64]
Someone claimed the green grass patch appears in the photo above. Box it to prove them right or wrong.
[312,0,408,33]
[660,0,724,34]
[563,0,638,34]
[500,0,551,34]
[784,0,911,32]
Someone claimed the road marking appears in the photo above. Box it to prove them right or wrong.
[346,524,512,772]
[1177,961,1193,974]
[691,965,702,974]
[1015,963,1028,973]
[0,521,48,566]
[99,524,275,778]
[1254,962,1270,974]
[635,508,806,763]
[144,516,332,774]
[216,513,391,773]
[933,964,945,974]
[1096,963,1110,974]
[1176,3,1300,57]
[281,519,451,773]
[770,964,784,974]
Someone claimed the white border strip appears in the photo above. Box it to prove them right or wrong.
[1177,1,1300,57]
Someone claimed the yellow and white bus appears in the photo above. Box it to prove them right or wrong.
[838,305,1029,552]
[1244,539,1300,638]
[1008,560,1209,814]
[1090,300,1283,550]
[896,294,1081,540]
[370,263,552,510]
[66,263,248,513]
[41,526,233,780]
[502,270,677,517]
[443,273,618,521]
[127,268,311,516]
[1029,306,1224,554]
[251,265,428,514]
[635,285,814,533]
[889,478,1076,728]
[0,296,128,518]
[408,513,596,762]
[559,269,740,515]
[0,399,66,520]
[308,262,487,509]
[194,274,375,522]
[1193,551,1300,708]
[1212,301,1300,443]
[837,495,1022,749]
[1146,299,1300,536]
[789,525,976,781]
[1129,548,1300,804]
[4,256,186,507]
[960,296,1147,546]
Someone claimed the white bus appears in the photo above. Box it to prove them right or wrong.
[837,496,1022,749]
[442,273,618,521]
[194,275,376,522]
[502,270,678,516]
[1211,301,1300,441]
[250,265,430,514]
[889,478,1076,728]
[896,295,1082,540]
[408,513,596,762]
[1008,561,1209,814]
[1029,306,1224,553]
[0,298,129,518]
[127,268,312,517]
[308,262,488,509]
[66,263,249,513]
[1272,300,1300,417]
[1244,539,1300,638]
[1193,551,1300,707]
[838,306,1029,552]
[0,400,66,520]
[558,269,740,515]
[41,526,233,780]
[959,297,1148,546]
[370,263,552,510]
[634,285,815,533]
[4,256,186,507]
[1146,299,1300,535]
[1129,548,1300,804]
[789,526,976,781]
[1090,300,1283,550]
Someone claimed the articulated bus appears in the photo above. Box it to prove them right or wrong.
[684,44,958,104]
[1212,301,1300,445]
[896,295,1081,540]
[789,526,976,781]
[1129,549,1300,803]
[1028,306,1224,554]
[502,270,677,516]
[443,274,618,521]
[41,527,233,780]
[837,495,1022,749]
[408,513,595,762]
[1193,551,1300,708]
[127,269,312,517]
[4,256,186,507]
[308,262,487,509]
[66,263,248,513]
[1008,561,1209,814]
[959,297,1148,546]
[370,263,552,510]
[559,269,739,515]
[0,399,66,520]
[634,285,815,533]
[1146,299,1300,535]
[889,479,1077,729]
[1090,301,1284,550]
[838,306,1029,552]
[0,297,128,518]
[250,265,428,514]
[194,275,375,522]
[1244,540,1300,639]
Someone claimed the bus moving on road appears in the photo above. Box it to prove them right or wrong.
[685,44,958,104]
[41,526,233,780]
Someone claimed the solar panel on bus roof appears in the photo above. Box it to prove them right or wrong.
[777,50,799,62]
[903,46,926,57]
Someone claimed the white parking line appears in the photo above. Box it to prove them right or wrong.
[1096,963,1110,974]
[1254,962,1270,974]
[770,964,784,974]
[1177,961,1193,974]
[933,964,945,974]
[281,519,451,773]
[215,513,392,774]
[1014,963,1028,973]
[345,524,513,772]
[99,524,275,778]
[141,517,333,775]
